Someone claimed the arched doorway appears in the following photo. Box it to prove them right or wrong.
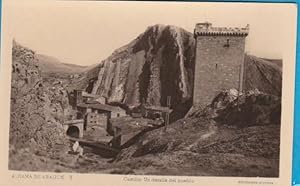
[154,112,162,119]
[66,126,80,138]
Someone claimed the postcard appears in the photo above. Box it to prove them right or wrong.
[0,1,297,186]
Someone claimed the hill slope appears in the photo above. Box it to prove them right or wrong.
[36,54,87,79]
[112,90,280,177]
[243,55,282,96]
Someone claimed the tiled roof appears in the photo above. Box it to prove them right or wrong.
[77,103,125,113]
[194,22,249,37]
[143,105,173,113]
[82,92,99,98]
[64,119,84,125]
[86,100,101,104]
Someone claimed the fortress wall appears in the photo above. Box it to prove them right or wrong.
[193,35,246,107]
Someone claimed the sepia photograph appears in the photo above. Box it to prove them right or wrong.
[0,1,297,185]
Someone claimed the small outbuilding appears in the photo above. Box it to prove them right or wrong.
[141,105,172,121]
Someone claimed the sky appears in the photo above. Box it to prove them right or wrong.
[7,1,296,66]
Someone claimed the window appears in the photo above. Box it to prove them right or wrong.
[224,39,230,48]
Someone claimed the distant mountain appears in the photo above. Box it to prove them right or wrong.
[73,24,282,120]
[36,54,87,79]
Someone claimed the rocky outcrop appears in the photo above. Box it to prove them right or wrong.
[187,89,281,127]
[10,41,68,157]
[76,25,195,116]
[215,90,281,127]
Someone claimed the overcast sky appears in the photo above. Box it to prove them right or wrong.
[8,1,294,66]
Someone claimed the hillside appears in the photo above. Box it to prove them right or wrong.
[112,90,280,177]
[262,58,282,68]
[36,54,87,79]
[244,55,282,96]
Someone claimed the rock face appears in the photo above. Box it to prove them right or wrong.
[76,25,195,119]
[215,90,281,127]
[189,89,281,126]
[10,41,68,156]
[76,25,281,120]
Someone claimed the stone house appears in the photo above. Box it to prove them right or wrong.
[66,89,126,140]
[77,102,126,131]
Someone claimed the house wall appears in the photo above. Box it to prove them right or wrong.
[111,110,126,118]
[86,112,108,129]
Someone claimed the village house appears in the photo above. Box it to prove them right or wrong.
[77,102,126,129]
[64,89,126,139]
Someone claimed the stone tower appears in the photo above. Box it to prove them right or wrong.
[193,22,249,107]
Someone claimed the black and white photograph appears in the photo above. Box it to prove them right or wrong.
[0,1,297,184]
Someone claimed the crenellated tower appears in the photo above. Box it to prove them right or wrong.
[193,22,249,107]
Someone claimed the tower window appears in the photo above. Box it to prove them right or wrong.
[215,64,218,69]
[224,39,230,48]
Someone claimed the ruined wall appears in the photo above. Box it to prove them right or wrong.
[193,36,246,107]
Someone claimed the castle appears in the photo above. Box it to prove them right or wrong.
[193,22,249,107]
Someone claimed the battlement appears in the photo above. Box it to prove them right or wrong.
[193,22,248,107]
[194,22,249,37]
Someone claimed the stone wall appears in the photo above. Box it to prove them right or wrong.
[193,35,246,107]
[86,112,108,129]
